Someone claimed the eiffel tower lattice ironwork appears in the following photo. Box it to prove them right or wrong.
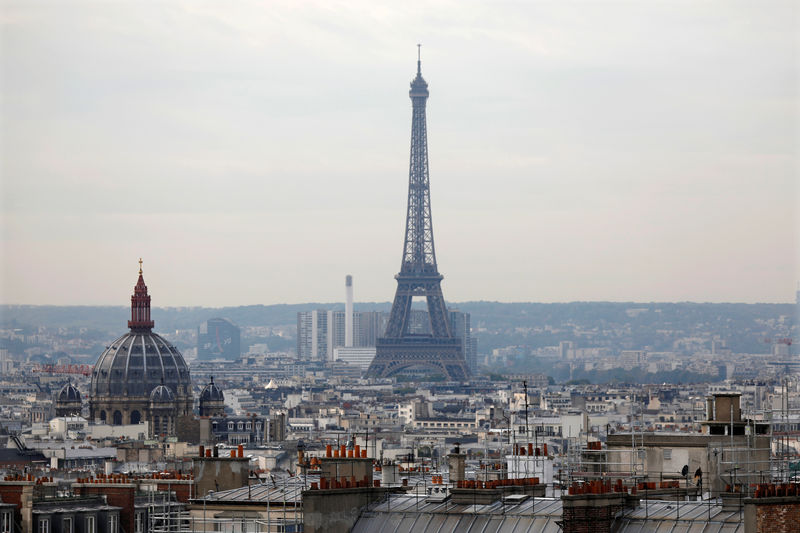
[366,50,470,380]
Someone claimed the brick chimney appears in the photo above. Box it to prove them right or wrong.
[743,486,800,533]
[561,482,638,533]
[193,449,251,497]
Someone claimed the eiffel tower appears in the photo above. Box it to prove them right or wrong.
[367,49,470,380]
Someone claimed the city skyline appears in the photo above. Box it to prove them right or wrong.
[2,1,797,306]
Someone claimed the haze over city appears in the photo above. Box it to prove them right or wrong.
[2,1,797,306]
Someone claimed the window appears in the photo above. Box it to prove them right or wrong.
[2,512,11,533]
[237,422,243,431]
[246,422,251,430]
[38,519,49,533]
[85,516,95,533]
[63,517,73,533]
[663,449,672,460]
[109,514,118,533]
[134,513,144,533]
[228,422,234,431]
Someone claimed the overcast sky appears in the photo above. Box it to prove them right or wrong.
[1,1,797,306]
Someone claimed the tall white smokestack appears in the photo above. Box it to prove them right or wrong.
[345,275,354,347]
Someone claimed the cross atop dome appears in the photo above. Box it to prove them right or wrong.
[128,258,154,331]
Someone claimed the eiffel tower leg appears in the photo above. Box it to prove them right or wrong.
[385,289,412,338]
[425,283,452,338]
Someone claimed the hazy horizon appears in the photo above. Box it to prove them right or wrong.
[2,297,797,308]
[2,1,797,306]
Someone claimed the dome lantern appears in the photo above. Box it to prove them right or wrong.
[128,258,155,332]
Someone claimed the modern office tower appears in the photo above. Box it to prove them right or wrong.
[559,341,575,360]
[469,337,478,373]
[326,310,346,360]
[296,311,314,360]
[449,310,476,373]
[356,311,388,347]
[401,309,430,335]
[297,309,349,361]
[297,310,329,361]
[197,318,241,361]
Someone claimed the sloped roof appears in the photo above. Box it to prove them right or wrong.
[193,477,305,505]
[351,495,744,533]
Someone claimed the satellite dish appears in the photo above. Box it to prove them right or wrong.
[681,465,689,477]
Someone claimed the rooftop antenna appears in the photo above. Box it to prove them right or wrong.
[417,43,422,75]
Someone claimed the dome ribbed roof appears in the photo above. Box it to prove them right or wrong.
[200,376,224,402]
[91,331,191,398]
[57,383,81,403]
[90,263,192,408]
[150,384,175,403]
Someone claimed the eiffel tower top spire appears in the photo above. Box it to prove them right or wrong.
[402,48,435,274]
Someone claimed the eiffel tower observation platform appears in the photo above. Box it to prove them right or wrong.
[371,336,466,380]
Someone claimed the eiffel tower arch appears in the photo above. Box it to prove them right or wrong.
[366,50,470,381]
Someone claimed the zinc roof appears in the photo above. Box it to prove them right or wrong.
[352,495,744,533]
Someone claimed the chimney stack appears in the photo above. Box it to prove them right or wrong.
[345,275,353,347]
[447,443,466,483]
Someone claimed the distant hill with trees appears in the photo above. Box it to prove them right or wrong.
[2,301,796,356]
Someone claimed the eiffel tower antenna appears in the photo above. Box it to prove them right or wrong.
[367,50,470,380]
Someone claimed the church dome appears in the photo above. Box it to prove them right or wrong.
[57,382,81,403]
[150,384,175,403]
[89,260,192,429]
[91,331,190,398]
[200,376,224,402]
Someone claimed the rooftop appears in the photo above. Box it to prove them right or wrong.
[193,477,305,505]
[352,495,745,533]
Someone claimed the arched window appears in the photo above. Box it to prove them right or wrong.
[100,411,107,423]
[130,411,141,425]
[112,411,122,425]
[228,421,234,431]
[237,422,243,431]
